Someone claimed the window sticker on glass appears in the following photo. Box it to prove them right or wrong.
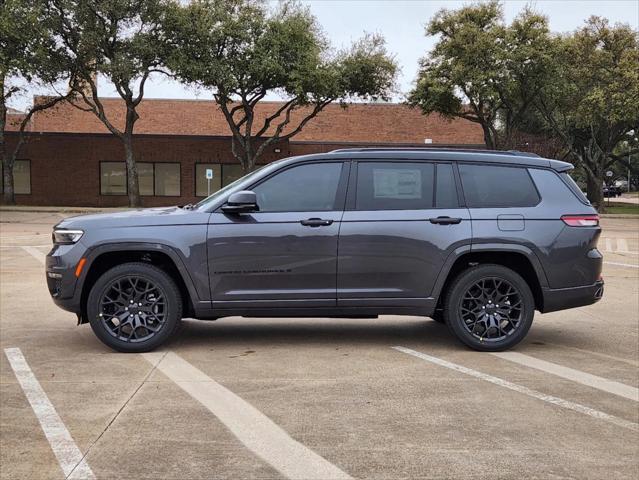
[373,168,422,199]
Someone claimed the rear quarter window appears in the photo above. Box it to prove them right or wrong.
[459,164,540,208]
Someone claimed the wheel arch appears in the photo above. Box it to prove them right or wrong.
[432,245,548,312]
[78,243,199,323]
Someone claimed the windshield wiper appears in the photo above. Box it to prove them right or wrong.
[180,203,196,210]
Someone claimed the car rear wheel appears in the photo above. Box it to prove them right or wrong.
[444,264,534,351]
[87,262,182,353]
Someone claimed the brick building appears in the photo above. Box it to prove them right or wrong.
[3,98,484,206]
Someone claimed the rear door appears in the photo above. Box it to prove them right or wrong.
[337,160,472,308]
[207,160,348,308]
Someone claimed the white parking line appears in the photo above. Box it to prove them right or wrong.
[21,246,46,265]
[4,348,95,479]
[604,261,639,269]
[393,346,639,432]
[491,351,639,402]
[142,351,352,480]
[617,238,630,253]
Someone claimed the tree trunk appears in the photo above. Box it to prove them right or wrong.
[481,124,497,150]
[585,167,604,212]
[123,135,141,208]
[2,156,15,205]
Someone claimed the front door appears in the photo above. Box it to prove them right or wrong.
[207,161,348,308]
[337,161,471,307]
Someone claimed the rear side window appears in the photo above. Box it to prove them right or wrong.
[459,164,540,208]
[560,172,590,204]
[356,162,434,210]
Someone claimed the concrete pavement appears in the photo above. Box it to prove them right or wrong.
[1,212,637,479]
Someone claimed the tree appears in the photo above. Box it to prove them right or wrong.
[407,1,555,150]
[165,0,397,173]
[47,0,170,207]
[536,17,639,209]
[1,0,73,205]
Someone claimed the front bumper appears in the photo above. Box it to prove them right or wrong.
[541,279,604,313]
[45,243,87,314]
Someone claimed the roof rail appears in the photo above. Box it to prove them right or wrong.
[329,147,540,157]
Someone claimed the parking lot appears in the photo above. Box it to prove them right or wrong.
[1,211,637,480]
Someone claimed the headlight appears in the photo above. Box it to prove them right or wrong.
[52,229,84,245]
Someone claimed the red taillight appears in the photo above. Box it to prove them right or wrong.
[561,214,599,227]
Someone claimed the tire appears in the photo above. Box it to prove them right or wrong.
[87,262,183,353]
[444,264,534,352]
[431,309,446,324]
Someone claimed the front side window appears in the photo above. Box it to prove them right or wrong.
[253,162,343,212]
[356,162,434,210]
[459,164,540,208]
[100,162,127,195]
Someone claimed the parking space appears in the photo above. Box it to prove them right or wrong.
[1,212,638,479]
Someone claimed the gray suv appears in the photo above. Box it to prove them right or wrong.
[46,148,604,353]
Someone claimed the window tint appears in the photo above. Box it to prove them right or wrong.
[459,164,539,208]
[436,163,458,208]
[254,162,343,212]
[356,162,434,210]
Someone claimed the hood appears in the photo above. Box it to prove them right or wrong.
[55,206,209,230]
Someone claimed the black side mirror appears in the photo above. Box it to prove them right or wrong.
[222,190,259,214]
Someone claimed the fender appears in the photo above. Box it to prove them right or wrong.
[75,242,204,316]
[471,243,550,288]
[429,243,550,303]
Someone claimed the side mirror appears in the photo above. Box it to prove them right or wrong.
[221,190,259,214]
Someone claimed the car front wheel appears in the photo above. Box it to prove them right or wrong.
[87,262,182,353]
[444,264,534,351]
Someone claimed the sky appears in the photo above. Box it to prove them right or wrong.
[9,0,639,111]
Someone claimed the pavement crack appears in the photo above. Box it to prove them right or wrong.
[64,351,168,480]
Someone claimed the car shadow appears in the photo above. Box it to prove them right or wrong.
[166,317,460,350]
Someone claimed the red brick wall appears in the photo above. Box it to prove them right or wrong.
[5,133,289,207]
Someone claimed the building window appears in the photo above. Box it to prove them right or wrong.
[222,164,244,187]
[0,160,31,194]
[100,161,181,196]
[138,162,154,196]
[100,162,127,195]
[195,164,222,197]
[195,163,247,197]
[154,163,180,196]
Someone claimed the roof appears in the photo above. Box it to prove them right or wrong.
[13,96,484,145]
[299,148,573,171]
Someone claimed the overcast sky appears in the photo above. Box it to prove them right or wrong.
[10,0,639,111]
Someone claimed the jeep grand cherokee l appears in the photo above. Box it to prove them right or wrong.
[46,148,604,352]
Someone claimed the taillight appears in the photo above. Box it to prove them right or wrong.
[561,214,599,227]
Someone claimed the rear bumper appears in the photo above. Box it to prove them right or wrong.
[541,280,604,313]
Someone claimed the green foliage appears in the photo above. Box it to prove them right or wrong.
[165,0,397,171]
[408,1,555,149]
[46,0,173,207]
[536,16,639,209]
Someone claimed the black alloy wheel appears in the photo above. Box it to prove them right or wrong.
[88,262,182,352]
[444,264,534,351]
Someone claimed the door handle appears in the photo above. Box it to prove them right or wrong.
[300,218,333,227]
[429,216,462,225]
